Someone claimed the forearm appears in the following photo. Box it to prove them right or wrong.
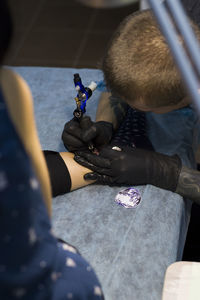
[59,152,95,191]
[175,165,200,205]
[44,151,95,197]
[95,92,128,130]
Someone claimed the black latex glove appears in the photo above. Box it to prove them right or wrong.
[74,146,182,192]
[61,116,113,152]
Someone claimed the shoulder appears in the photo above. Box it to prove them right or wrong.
[0,67,35,147]
[0,67,33,123]
[0,67,32,105]
[0,67,27,88]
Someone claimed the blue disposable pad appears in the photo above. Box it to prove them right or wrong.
[10,67,200,300]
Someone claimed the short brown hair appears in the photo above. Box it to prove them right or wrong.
[103,9,200,108]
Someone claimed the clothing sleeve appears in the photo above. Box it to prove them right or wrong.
[43,150,71,197]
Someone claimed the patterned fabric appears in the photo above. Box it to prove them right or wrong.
[0,88,104,300]
[111,107,154,151]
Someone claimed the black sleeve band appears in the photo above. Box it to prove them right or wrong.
[43,150,71,197]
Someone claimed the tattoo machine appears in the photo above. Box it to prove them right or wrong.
[73,73,97,119]
[73,73,97,150]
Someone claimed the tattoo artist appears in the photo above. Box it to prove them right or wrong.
[62,10,200,205]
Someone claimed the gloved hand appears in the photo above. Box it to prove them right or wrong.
[61,116,113,152]
[74,146,182,192]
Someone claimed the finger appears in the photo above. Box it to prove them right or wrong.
[64,118,79,131]
[64,120,84,140]
[62,132,86,151]
[80,116,93,130]
[74,155,99,171]
[75,151,111,168]
[80,117,97,143]
[99,145,133,158]
[84,172,114,185]
[99,146,121,158]
[84,172,98,180]
[81,125,97,143]
[74,155,112,175]
[65,127,83,141]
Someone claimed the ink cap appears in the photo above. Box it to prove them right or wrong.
[115,187,141,208]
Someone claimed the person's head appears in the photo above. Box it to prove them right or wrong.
[0,0,13,64]
[102,9,200,113]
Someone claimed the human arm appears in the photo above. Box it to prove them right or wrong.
[60,152,95,190]
[95,91,128,130]
[61,91,128,152]
[0,70,103,300]
[74,146,200,205]
[0,68,95,201]
[0,68,52,215]
[43,150,95,197]
[175,165,200,204]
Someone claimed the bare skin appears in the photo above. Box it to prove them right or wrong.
[95,92,128,130]
[59,152,94,191]
[0,68,52,215]
[0,67,94,216]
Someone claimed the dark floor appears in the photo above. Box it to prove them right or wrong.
[183,203,200,262]
[182,162,200,262]
[5,0,139,69]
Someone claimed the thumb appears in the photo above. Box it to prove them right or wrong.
[81,125,97,142]
[80,116,93,130]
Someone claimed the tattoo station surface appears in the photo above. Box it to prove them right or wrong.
[11,66,200,300]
